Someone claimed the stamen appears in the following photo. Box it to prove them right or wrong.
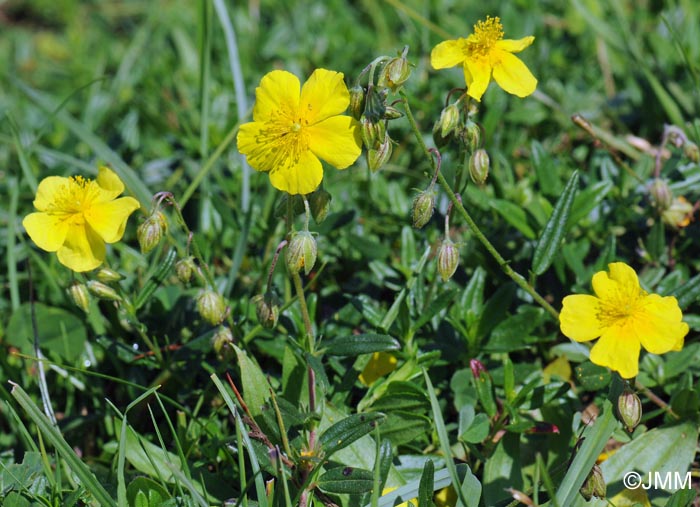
[466,16,504,56]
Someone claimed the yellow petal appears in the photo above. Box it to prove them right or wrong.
[496,36,535,54]
[299,69,350,125]
[464,57,491,101]
[560,294,604,342]
[589,322,641,379]
[86,196,140,243]
[430,39,467,69]
[33,175,69,211]
[237,121,274,173]
[491,51,537,98]
[307,116,362,169]
[268,149,323,195]
[252,70,300,123]
[56,224,106,272]
[592,262,640,301]
[359,352,398,386]
[634,295,688,354]
[96,166,125,201]
[23,212,69,252]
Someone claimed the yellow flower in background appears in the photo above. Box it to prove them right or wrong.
[359,352,398,386]
[237,69,362,195]
[23,166,140,272]
[560,262,688,379]
[430,16,537,101]
[381,487,417,507]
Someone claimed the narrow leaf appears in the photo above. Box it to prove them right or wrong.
[319,412,386,459]
[317,467,374,494]
[324,334,400,356]
[532,170,579,275]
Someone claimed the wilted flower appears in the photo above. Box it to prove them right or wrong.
[23,166,140,272]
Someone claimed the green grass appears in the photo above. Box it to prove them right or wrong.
[2,1,700,506]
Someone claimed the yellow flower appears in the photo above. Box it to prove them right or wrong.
[23,166,140,272]
[381,487,417,507]
[560,262,688,379]
[430,16,537,101]
[237,68,362,195]
[359,352,398,386]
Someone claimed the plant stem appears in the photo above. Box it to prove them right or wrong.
[400,91,560,321]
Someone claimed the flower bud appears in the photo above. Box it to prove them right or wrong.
[197,290,227,325]
[137,210,168,254]
[382,54,411,91]
[412,188,436,228]
[86,280,122,302]
[382,106,403,120]
[96,268,123,283]
[662,196,694,229]
[617,388,642,432]
[367,134,393,173]
[469,148,490,185]
[363,85,388,122]
[286,231,317,276]
[684,141,700,163]
[309,189,332,224]
[253,293,280,329]
[67,282,90,313]
[462,120,482,152]
[437,238,459,281]
[212,326,234,361]
[360,116,385,149]
[580,464,606,501]
[649,179,673,211]
[348,85,365,120]
[432,120,451,148]
[176,256,196,284]
[438,104,460,138]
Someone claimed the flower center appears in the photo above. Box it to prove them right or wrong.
[257,112,310,168]
[48,175,100,223]
[466,16,504,57]
[597,290,646,328]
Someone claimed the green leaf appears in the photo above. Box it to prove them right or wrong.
[554,400,616,507]
[575,362,612,391]
[126,477,171,506]
[317,467,374,494]
[411,288,458,332]
[234,344,271,419]
[319,412,386,459]
[567,180,612,227]
[417,459,435,507]
[531,140,561,197]
[323,333,400,356]
[458,407,490,444]
[490,199,536,239]
[670,274,700,309]
[371,381,429,413]
[483,433,522,506]
[532,170,579,275]
[7,303,87,363]
[380,411,432,447]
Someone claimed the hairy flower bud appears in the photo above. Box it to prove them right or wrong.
[462,120,482,152]
[684,141,700,163]
[383,106,403,120]
[309,189,332,224]
[382,54,411,91]
[197,290,227,325]
[580,464,606,501]
[96,268,123,283]
[438,104,460,138]
[68,282,90,313]
[469,148,490,185]
[137,210,168,254]
[412,188,436,228]
[437,238,459,281]
[176,256,197,284]
[348,85,365,120]
[212,326,234,361]
[368,134,393,173]
[649,179,673,211]
[87,280,122,302]
[253,293,280,329]
[617,388,642,432]
[360,116,385,149]
[286,231,317,276]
